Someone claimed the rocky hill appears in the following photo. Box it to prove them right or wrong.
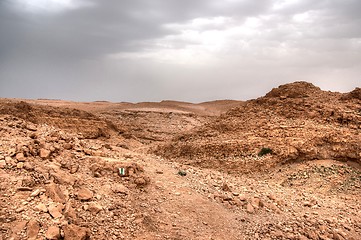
[155,82,361,173]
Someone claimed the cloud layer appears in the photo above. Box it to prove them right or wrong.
[1,0,360,102]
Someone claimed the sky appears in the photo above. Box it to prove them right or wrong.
[0,0,360,102]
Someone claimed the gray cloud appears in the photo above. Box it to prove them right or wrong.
[0,0,360,102]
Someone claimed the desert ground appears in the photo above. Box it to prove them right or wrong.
[0,81,360,240]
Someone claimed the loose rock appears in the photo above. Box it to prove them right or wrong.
[77,188,93,201]
[27,220,40,240]
[45,226,61,240]
[62,224,90,240]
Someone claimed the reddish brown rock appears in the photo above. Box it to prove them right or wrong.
[63,143,73,150]
[16,152,26,162]
[11,220,27,238]
[50,169,76,185]
[40,148,51,159]
[0,160,6,168]
[48,203,64,219]
[64,202,77,222]
[88,202,102,214]
[246,203,255,214]
[45,183,67,203]
[27,220,40,240]
[239,194,247,201]
[134,176,150,187]
[111,183,129,194]
[250,197,261,209]
[62,224,90,240]
[45,226,61,240]
[35,203,48,213]
[77,188,93,201]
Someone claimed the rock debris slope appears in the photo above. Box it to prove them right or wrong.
[0,81,360,240]
[156,82,361,173]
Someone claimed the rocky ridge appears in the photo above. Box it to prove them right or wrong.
[155,82,361,173]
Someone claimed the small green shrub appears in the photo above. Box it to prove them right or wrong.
[178,170,187,176]
[258,147,273,157]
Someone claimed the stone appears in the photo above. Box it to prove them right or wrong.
[0,160,6,168]
[23,162,34,171]
[21,176,36,187]
[268,202,281,213]
[16,152,26,162]
[40,148,51,159]
[15,153,26,162]
[62,224,90,240]
[50,169,76,185]
[246,203,255,214]
[15,207,25,213]
[45,226,61,240]
[268,194,277,201]
[70,164,79,174]
[250,197,261,209]
[27,220,40,240]
[111,183,129,194]
[221,183,231,192]
[77,188,93,201]
[11,220,27,237]
[239,194,247,201]
[63,143,73,150]
[45,183,67,203]
[134,176,150,187]
[48,203,64,219]
[35,203,48,213]
[64,202,77,221]
[88,202,103,214]
[26,123,37,131]
[30,189,41,197]
[16,162,24,169]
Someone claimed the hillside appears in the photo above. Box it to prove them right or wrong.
[0,82,360,240]
[155,82,361,173]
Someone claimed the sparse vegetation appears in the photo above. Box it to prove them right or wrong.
[178,170,187,176]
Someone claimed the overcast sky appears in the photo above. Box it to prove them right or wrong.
[0,0,360,102]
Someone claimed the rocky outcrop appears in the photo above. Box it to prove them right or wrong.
[155,82,361,173]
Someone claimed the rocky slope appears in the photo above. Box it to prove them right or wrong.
[155,82,361,173]
[0,82,360,240]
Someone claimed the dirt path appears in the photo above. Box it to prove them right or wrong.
[130,153,244,240]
